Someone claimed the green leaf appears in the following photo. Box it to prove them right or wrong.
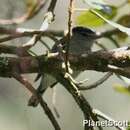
[113,84,130,95]
[91,9,130,35]
[127,122,130,130]
[83,0,111,12]
[76,6,117,27]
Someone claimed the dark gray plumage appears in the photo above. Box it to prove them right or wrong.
[28,26,98,106]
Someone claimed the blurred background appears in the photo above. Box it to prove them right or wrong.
[0,0,130,130]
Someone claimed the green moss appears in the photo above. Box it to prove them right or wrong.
[0,57,11,77]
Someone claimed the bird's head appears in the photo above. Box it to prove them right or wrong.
[72,26,98,39]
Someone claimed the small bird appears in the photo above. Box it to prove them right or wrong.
[28,26,98,106]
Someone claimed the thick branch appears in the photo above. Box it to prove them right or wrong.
[0,47,130,78]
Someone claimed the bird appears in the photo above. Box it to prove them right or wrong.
[28,26,99,107]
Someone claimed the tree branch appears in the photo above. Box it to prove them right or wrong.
[0,46,130,78]
[23,0,58,47]
[55,73,102,130]
[13,72,61,130]
[93,109,126,130]
[78,72,113,90]
[0,0,47,25]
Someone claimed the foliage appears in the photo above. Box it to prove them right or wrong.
[76,6,117,27]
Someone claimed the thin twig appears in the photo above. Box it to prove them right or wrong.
[13,72,61,130]
[52,86,60,118]
[65,0,74,72]
[0,31,58,44]
[93,109,127,130]
[0,27,64,37]
[28,80,58,107]
[95,41,108,51]
[48,0,58,12]
[0,0,47,25]
[107,65,130,79]
[0,44,31,56]
[107,36,120,48]
[23,0,58,47]
[55,73,103,130]
[78,72,113,90]
[39,39,51,51]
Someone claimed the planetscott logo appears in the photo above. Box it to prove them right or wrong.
[83,120,129,128]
